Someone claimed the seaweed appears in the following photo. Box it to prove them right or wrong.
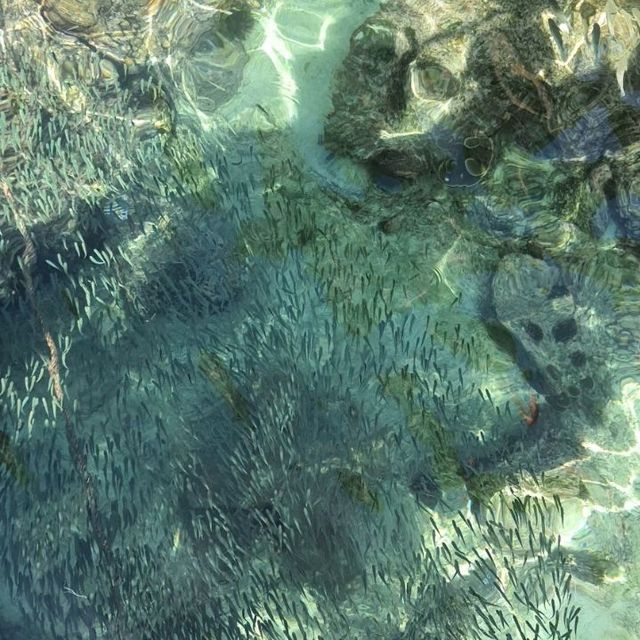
[0,431,29,486]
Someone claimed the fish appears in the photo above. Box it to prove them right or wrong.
[520,393,540,427]
[592,22,600,62]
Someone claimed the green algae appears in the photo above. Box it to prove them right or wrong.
[464,469,507,506]
[0,431,30,487]
[379,370,464,490]
[198,351,252,426]
[337,469,382,511]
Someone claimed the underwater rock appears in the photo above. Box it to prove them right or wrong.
[171,21,250,117]
[40,0,100,31]
[614,188,640,241]
[552,316,578,343]
[324,0,640,211]
[306,144,368,202]
[0,0,258,309]
[323,6,426,167]
[466,197,529,240]
[38,0,254,116]
[539,106,619,163]
[492,253,610,414]
[373,171,403,193]
[608,147,640,242]
[409,58,460,102]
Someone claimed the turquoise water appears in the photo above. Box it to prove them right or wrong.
[1,0,640,638]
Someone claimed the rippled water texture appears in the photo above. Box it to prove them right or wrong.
[1,1,640,639]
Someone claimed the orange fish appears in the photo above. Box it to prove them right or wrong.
[520,393,539,427]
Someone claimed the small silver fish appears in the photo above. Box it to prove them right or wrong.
[592,22,601,62]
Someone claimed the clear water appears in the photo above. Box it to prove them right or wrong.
[1,0,640,638]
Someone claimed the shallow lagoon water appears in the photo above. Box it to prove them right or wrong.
[1,0,640,638]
